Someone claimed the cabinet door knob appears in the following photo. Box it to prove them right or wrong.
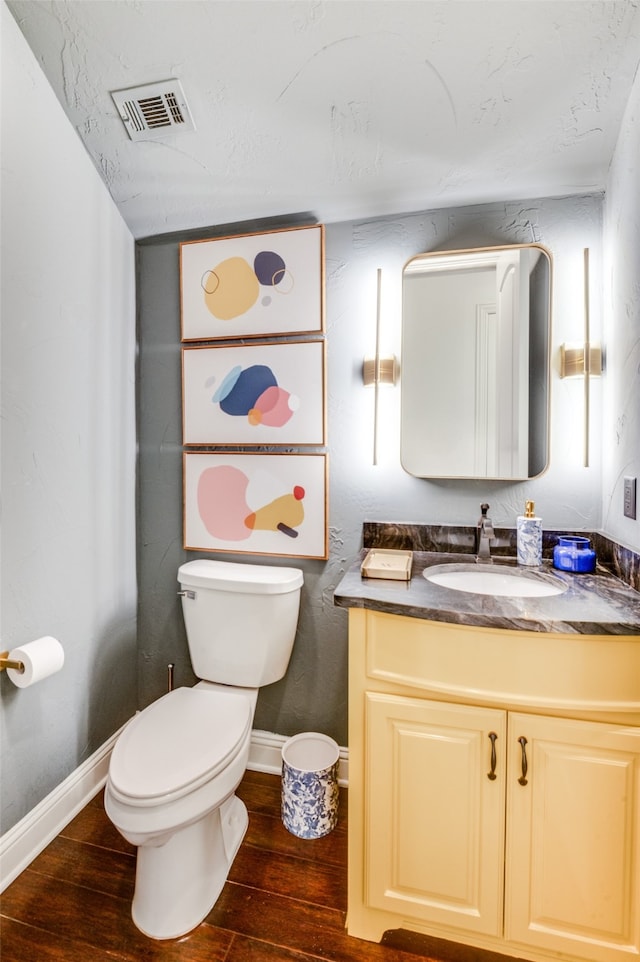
[517,736,528,786]
[487,731,498,780]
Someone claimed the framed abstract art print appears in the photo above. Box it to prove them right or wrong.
[180,224,324,341]
[182,339,326,446]
[183,451,328,559]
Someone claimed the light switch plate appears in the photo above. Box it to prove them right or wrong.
[623,476,637,520]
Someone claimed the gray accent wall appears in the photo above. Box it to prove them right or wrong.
[137,194,606,747]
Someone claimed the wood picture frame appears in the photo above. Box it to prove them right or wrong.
[182,339,326,446]
[183,451,328,559]
[180,224,324,341]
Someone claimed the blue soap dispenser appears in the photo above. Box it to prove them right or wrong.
[517,500,542,566]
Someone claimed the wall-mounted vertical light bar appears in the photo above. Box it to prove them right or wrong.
[362,269,397,465]
[373,268,382,465]
[559,247,602,467]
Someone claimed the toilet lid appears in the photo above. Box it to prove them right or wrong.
[109,687,252,801]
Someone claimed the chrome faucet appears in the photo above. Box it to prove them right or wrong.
[476,503,495,563]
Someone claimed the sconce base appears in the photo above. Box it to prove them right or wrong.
[560,344,602,378]
[362,356,398,386]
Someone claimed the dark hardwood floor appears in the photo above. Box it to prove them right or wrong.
[1,770,511,962]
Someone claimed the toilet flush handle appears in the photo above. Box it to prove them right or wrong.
[177,589,196,600]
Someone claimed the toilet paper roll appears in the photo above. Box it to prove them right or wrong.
[6,636,65,688]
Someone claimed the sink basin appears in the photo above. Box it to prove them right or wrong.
[423,563,567,598]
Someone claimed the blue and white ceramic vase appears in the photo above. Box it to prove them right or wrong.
[281,732,339,839]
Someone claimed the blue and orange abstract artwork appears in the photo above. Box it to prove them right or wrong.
[210,363,298,428]
[182,340,325,445]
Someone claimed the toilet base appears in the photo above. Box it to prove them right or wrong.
[131,794,249,940]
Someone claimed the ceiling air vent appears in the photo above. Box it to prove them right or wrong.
[110,79,195,141]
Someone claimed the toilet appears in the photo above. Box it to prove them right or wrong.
[104,558,303,940]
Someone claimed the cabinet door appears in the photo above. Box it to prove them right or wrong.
[506,713,640,962]
[365,692,506,936]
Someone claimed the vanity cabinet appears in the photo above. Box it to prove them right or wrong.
[505,712,639,959]
[365,694,507,936]
[347,608,640,962]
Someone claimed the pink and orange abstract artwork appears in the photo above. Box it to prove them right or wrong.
[184,453,327,559]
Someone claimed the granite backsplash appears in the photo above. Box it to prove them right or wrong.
[363,522,640,593]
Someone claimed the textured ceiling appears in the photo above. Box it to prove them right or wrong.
[7,0,640,239]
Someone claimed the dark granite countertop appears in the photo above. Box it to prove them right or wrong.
[334,551,640,635]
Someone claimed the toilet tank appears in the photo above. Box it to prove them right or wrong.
[177,560,303,687]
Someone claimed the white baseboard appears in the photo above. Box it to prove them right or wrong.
[0,722,127,894]
[0,724,348,893]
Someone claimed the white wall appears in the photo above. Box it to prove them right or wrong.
[0,3,138,833]
[602,64,640,551]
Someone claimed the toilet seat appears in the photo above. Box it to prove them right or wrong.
[108,687,252,806]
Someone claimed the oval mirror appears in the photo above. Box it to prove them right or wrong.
[400,244,551,480]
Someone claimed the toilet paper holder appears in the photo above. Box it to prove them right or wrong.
[0,651,25,674]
